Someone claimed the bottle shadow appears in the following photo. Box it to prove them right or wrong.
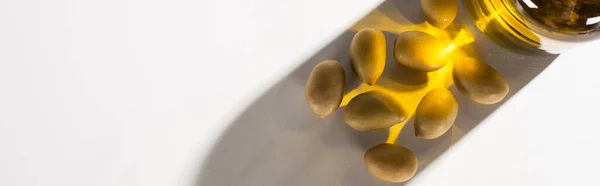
[196,0,558,185]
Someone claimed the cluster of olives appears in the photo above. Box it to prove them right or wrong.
[305,0,509,183]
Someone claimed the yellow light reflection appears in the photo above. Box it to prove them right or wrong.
[451,29,476,49]
[340,55,456,144]
[441,29,476,57]
[474,11,499,31]
[341,1,476,145]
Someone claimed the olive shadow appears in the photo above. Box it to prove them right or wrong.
[378,32,429,90]
[381,0,425,25]
[196,30,389,186]
[196,0,558,185]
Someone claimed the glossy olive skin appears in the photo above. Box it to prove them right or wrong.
[344,91,407,131]
[350,28,386,85]
[453,57,509,104]
[421,0,458,29]
[364,143,418,182]
[394,31,447,72]
[306,60,346,118]
[414,88,458,139]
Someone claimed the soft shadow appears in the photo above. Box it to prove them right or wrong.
[197,30,388,186]
[394,0,558,184]
[380,0,425,25]
[197,0,558,185]
[379,32,428,88]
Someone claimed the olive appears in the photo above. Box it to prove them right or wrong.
[414,88,458,139]
[394,31,447,72]
[344,91,407,131]
[305,60,346,118]
[364,143,418,182]
[453,57,509,104]
[421,0,458,29]
[349,28,386,85]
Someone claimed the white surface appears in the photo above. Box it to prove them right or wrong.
[0,0,599,186]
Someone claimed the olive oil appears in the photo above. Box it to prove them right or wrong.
[466,0,600,54]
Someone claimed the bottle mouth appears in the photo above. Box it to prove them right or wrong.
[466,0,600,54]
[515,0,600,38]
[466,0,546,54]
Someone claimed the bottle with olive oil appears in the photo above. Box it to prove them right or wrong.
[466,0,600,54]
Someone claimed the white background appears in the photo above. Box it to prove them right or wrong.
[1,0,600,186]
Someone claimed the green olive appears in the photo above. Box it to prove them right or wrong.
[414,88,458,139]
[344,91,407,131]
[364,143,418,182]
[453,57,509,104]
[421,0,458,29]
[394,31,447,72]
[349,28,386,85]
[306,60,346,118]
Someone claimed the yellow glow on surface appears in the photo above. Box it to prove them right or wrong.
[441,29,476,57]
[441,43,457,57]
[452,29,476,49]
[339,1,477,145]
[340,58,455,144]
[386,120,408,143]
[474,11,499,31]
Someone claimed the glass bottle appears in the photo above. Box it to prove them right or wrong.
[466,0,600,54]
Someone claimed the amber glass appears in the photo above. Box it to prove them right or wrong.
[467,0,600,54]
